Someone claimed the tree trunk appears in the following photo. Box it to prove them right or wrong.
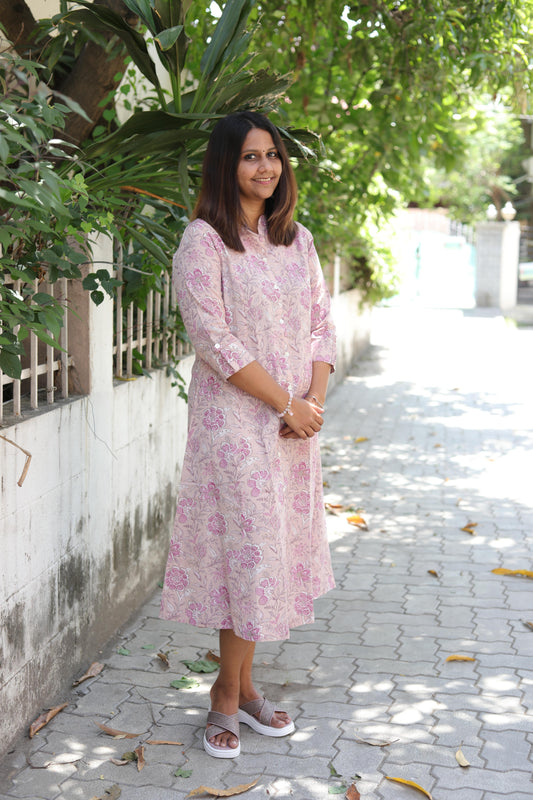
[0,0,139,147]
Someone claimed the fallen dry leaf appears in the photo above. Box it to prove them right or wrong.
[29,703,68,738]
[354,735,399,747]
[157,651,170,668]
[386,777,433,799]
[96,722,145,739]
[445,655,476,662]
[146,739,183,745]
[110,758,130,766]
[186,780,258,797]
[90,786,121,800]
[354,436,369,443]
[455,747,470,767]
[206,650,221,664]
[347,514,368,529]
[427,570,439,578]
[522,621,533,632]
[73,662,104,686]
[345,784,361,800]
[492,568,533,579]
[135,745,145,771]
[461,523,478,535]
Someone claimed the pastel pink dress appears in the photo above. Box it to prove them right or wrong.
[159,216,336,641]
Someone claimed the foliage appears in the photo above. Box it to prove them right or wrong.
[249,0,533,298]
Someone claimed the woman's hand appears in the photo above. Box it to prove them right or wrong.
[279,397,324,440]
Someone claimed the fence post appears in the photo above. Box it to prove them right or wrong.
[475,221,520,310]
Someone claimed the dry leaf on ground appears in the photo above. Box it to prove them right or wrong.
[427,570,439,578]
[461,523,478,535]
[134,745,145,771]
[186,780,258,797]
[455,747,470,767]
[110,758,130,766]
[206,650,221,664]
[386,777,433,799]
[90,786,121,800]
[492,568,533,579]
[522,621,533,631]
[73,662,104,686]
[354,436,369,443]
[345,784,361,800]
[96,722,145,739]
[29,703,68,738]
[347,514,368,529]
[446,655,475,662]
[146,739,183,745]
[354,735,399,747]
[157,651,170,668]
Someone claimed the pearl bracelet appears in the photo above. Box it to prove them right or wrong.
[277,390,294,418]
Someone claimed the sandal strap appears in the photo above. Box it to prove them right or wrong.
[206,710,239,739]
[240,697,275,726]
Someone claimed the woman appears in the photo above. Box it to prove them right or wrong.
[160,111,336,758]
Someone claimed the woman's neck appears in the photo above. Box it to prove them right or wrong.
[242,201,265,233]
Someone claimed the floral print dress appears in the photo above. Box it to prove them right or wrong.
[159,216,336,641]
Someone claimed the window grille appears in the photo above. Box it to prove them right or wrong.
[0,277,71,425]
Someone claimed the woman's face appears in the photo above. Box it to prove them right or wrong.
[236,127,282,210]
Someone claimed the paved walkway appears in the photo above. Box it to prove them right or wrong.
[1,306,532,800]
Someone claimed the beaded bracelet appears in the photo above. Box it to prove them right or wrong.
[277,390,294,418]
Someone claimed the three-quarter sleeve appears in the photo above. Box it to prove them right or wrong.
[307,233,337,370]
[173,221,255,379]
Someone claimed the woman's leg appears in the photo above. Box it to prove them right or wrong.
[238,641,293,730]
[207,629,253,749]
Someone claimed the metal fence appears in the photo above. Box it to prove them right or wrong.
[0,278,71,425]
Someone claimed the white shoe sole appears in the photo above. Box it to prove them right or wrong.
[203,730,241,758]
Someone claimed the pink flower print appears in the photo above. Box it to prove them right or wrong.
[224,308,233,325]
[176,497,195,523]
[241,621,261,641]
[261,280,281,302]
[237,437,251,461]
[165,566,189,592]
[199,297,219,315]
[217,442,237,468]
[311,302,327,326]
[200,481,220,504]
[238,514,255,536]
[186,268,210,290]
[238,543,263,569]
[168,539,182,559]
[186,601,205,625]
[199,375,221,400]
[255,576,277,606]
[291,461,310,486]
[292,491,310,515]
[312,575,322,596]
[247,469,270,498]
[291,562,311,584]
[294,592,313,617]
[203,407,225,431]
[265,351,288,375]
[287,260,306,282]
[210,585,230,610]
[208,512,227,536]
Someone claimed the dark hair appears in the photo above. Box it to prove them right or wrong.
[193,112,297,251]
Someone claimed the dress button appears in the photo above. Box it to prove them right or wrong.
[280,318,285,325]
[214,343,221,350]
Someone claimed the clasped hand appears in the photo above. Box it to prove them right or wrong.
[279,396,324,440]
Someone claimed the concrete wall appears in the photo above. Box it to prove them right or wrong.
[475,221,520,310]
[0,247,370,755]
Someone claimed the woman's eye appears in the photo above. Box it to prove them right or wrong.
[267,151,279,158]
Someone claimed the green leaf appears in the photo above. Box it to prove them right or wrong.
[156,25,184,51]
[117,647,131,656]
[181,659,219,673]
[170,677,200,690]
[174,767,193,778]
[200,0,254,79]
[0,349,21,379]
[142,644,156,650]
[328,786,347,795]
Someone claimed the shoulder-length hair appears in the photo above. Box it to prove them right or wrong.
[193,111,297,251]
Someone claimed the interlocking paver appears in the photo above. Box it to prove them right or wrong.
[1,307,532,799]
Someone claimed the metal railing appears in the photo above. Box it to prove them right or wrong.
[0,278,71,425]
